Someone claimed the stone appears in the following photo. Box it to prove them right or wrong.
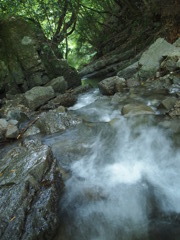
[115,77,126,92]
[0,17,80,95]
[0,118,8,138]
[173,38,180,47]
[117,61,139,79]
[41,93,77,110]
[35,109,81,134]
[24,86,55,110]
[168,100,180,117]
[5,125,19,139]
[6,108,29,122]
[0,118,8,131]
[8,119,18,125]
[161,55,180,72]
[0,140,63,240]
[127,77,140,87]
[138,38,179,80]
[121,103,155,116]
[23,126,41,137]
[46,76,68,93]
[111,93,128,104]
[159,97,177,110]
[98,76,126,95]
[72,84,92,95]
[143,75,172,90]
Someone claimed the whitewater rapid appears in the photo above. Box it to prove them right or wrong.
[53,89,180,240]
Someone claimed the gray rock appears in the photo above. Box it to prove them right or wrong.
[115,77,126,92]
[0,118,8,131]
[24,86,55,110]
[72,84,92,95]
[173,38,180,47]
[122,103,155,116]
[5,125,19,139]
[138,38,179,80]
[143,74,172,90]
[46,76,68,93]
[35,109,81,134]
[172,75,180,85]
[127,77,141,87]
[41,93,77,110]
[111,93,128,104]
[23,126,41,137]
[168,100,180,117]
[117,61,139,79]
[161,55,180,72]
[0,139,63,240]
[6,108,29,122]
[159,97,177,110]
[8,119,18,125]
[98,76,126,95]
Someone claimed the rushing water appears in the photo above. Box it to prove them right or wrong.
[47,89,180,240]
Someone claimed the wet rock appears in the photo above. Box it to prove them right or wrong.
[47,58,81,89]
[122,103,155,116]
[8,119,18,125]
[23,125,41,137]
[168,100,180,117]
[117,61,139,79]
[6,108,29,123]
[72,84,92,95]
[35,108,81,134]
[115,77,126,92]
[127,77,141,87]
[158,97,177,110]
[111,93,128,104]
[161,55,180,72]
[41,93,77,110]
[143,74,172,90]
[0,118,8,130]
[0,139,63,240]
[46,76,68,94]
[24,86,55,110]
[5,124,19,139]
[0,118,8,138]
[138,38,179,80]
[0,97,30,122]
[98,76,126,95]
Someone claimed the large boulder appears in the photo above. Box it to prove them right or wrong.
[117,61,139,79]
[168,100,180,117]
[138,38,180,80]
[45,76,68,94]
[158,97,177,111]
[0,17,81,95]
[98,76,126,95]
[121,103,155,116]
[24,86,55,110]
[0,139,63,240]
[35,108,81,134]
[41,93,77,110]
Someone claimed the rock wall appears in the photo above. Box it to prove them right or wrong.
[0,17,81,96]
[80,1,180,80]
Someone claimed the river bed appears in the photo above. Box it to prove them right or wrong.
[44,88,180,240]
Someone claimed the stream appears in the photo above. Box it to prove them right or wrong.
[44,88,180,240]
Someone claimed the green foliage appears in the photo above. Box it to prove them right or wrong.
[1,0,162,68]
[0,0,117,68]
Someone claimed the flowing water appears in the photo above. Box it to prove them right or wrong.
[45,89,180,240]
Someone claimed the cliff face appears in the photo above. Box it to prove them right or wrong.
[0,17,81,96]
[80,0,180,80]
